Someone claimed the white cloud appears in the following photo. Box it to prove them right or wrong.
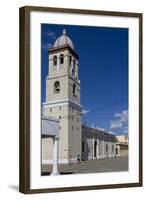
[97,127,106,132]
[41,30,56,50]
[99,127,106,131]
[114,110,128,123]
[96,125,116,135]
[108,130,116,135]
[95,123,106,132]
[110,121,122,129]
[42,30,56,40]
[46,30,56,39]
[110,110,128,130]
[82,109,90,114]
[93,122,116,135]
[122,126,128,134]
[42,43,52,50]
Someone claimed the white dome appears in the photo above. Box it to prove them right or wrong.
[53,29,74,49]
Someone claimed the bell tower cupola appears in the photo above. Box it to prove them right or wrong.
[47,29,79,80]
[46,29,80,103]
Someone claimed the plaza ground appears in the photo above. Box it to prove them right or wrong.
[42,156,128,175]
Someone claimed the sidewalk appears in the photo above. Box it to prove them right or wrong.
[42,156,128,175]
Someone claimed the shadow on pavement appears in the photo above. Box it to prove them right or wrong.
[41,171,74,176]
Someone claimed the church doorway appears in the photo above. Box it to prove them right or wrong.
[94,141,97,158]
[116,147,119,155]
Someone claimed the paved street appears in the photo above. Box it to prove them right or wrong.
[42,156,128,175]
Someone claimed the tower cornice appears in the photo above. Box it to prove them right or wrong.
[48,45,79,59]
[46,74,81,86]
[43,99,83,111]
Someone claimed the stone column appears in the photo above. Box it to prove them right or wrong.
[57,53,60,70]
[51,137,60,176]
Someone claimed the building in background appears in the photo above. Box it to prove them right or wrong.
[116,135,128,157]
[116,135,128,144]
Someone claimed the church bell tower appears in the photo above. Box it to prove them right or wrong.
[43,29,82,164]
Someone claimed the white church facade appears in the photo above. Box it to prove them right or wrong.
[42,29,116,164]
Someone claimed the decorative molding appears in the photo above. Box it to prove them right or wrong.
[49,54,70,61]
[49,44,79,59]
[43,99,83,110]
[46,74,68,80]
[46,74,81,86]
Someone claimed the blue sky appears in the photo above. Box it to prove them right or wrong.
[41,24,128,135]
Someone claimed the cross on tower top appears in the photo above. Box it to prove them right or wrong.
[62,29,67,35]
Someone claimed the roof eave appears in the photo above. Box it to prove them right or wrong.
[48,45,79,59]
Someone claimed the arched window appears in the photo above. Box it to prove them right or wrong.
[60,54,64,64]
[73,60,76,68]
[71,60,76,77]
[54,81,60,93]
[73,83,76,96]
[69,56,72,65]
[72,68,75,77]
[53,56,57,66]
